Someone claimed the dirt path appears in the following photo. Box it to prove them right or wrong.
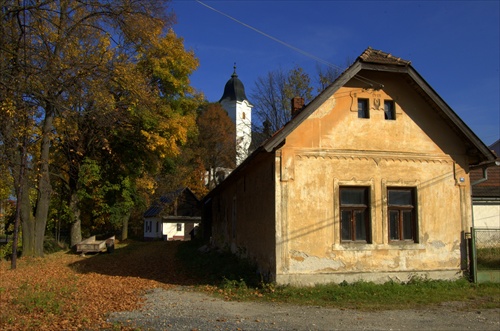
[109,286,500,331]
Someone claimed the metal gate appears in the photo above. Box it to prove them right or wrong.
[470,228,500,283]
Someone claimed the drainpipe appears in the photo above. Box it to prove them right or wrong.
[470,160,500,186]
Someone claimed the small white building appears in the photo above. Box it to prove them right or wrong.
[143,187,201,241]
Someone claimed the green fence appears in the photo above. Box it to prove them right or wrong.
[470,228,500,283]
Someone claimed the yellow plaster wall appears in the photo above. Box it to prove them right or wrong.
[211,154,277,276]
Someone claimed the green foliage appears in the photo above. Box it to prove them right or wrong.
[75,158,139,233]
[0,164,13,201]
[0,241,14,260]
[221,277,249,290]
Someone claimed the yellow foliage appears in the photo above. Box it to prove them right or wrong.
[138,29,199,97]
[135,174,158,196]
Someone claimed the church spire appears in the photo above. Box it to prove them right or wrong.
[219,63,248,103]
[219,65,253,166]
[232,62,237,77]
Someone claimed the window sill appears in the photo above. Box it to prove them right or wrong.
[332,243,425,251]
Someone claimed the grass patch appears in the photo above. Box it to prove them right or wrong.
[179,240,500,310]
[14,279,77,314]
[259,278,500,310]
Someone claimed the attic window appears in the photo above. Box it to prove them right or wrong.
[358,98,369,118]
[384,100,395,120]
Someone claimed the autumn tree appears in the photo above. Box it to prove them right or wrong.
[195,103,236,189]
[0,0,200,258]
[49,31,200,245]
[139,103,234,217]
[155,139,208,200]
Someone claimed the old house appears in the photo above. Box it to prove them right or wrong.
[203,47,497,286]
[144,187,201,241]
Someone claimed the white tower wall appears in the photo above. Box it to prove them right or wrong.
[221,99,252,165]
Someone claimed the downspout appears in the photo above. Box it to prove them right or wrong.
[470,160,500,186]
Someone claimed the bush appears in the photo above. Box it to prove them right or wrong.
[0,241,14,260]
[177,240,261,287]
[477,247,500,270]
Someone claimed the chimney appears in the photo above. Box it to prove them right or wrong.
[291,96,304,116]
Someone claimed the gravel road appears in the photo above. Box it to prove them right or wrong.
[108,286,500,331]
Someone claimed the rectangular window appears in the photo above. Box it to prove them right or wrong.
[388,188,417,242]
[358,98,369,118]
[177,223,182,231]
[384,100,395,120]
[340,187,371,242]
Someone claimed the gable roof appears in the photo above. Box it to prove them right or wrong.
[143,187,199,218]
[263,47,496,165]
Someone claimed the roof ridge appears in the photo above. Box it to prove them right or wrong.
[359,47,411,66]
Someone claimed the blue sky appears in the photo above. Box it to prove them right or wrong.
[170,0,500,146]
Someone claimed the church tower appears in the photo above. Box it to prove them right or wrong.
[219,65,253,166]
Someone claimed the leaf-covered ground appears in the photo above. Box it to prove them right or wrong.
[0,240,195,330]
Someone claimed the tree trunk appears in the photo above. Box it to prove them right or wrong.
[21,176,36,257]
[33,109,54,257]
[69,191,82,247]
[11,145,27,269]
[121,211,131,241]
[8,139,35,259]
